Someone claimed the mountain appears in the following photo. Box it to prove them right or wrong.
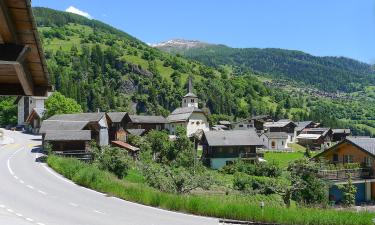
[25,7,375,136]
[154,40,375,92]
[151,39,211,53]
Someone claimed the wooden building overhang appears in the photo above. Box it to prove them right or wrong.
[0,0,51,96]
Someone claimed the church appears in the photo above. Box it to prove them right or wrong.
[167,77,209,137]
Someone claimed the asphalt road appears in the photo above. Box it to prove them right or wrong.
[0,131,219,225]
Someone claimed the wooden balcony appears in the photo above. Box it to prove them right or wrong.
[318,168,374,181]
[239,152,264,159]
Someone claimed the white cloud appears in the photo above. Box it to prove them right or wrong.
[65,6,92,19]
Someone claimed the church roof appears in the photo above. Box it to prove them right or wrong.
[167,107,204,122]
[183,92,197,98]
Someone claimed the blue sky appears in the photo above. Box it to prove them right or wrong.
[33,0,375,64]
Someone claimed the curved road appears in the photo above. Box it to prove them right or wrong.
[0,131,219,225]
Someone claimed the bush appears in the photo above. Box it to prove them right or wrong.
[47,156,375,225]
[95,147,131,179]
[221,160,282,178]
[233,172,289,195]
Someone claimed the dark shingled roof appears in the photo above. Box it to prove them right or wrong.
[264,121,296,128]
[219,121,231,125]
[183,92,198,98]
[204,130,262,146]
[40,120,89,133]
[347,137,375,155]
[44,130,91,141]
[48,113,106,122]
[126,129,146,136]
[129,115,168,124]
[332,129,351,134]
[107,112,127,123]
[167,107,204,122]
[263,132,289,139]
[295,121,313,131]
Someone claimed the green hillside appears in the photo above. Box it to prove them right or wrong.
[14,7,373,136]
[158,44,375,92]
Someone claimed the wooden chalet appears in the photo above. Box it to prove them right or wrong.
[0,0,50,96]
[125,114,168,133]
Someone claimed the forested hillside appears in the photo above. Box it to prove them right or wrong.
[158,43,375,92]
[2,7,373,136]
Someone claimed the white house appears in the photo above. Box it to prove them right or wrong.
[167,77,209,137]
[260,132,291,150]
[17,96,48,126]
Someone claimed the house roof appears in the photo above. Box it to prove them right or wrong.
[218,121,231,125]
[295,121,314,131]
[203,130,262,147]
[47,113,105,122]
[44,130,91,141]
[0,0,51,96]
[111,140,140,152]
[332,129,351,134]
[251,115,271,120]
[128,115,168,124]
[167,107,204,122]
[263,132,289,139]
[26,107,45,122]
[302,127,331,136]
[296,133,322,140]
[126,129,146,136]
[314,137,375,159]
[107,112,127,123]
[40,120,89,133]
[183,92,197,98]
[264,121,296,128]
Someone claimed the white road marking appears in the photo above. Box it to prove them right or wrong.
[25,217,34,222]
[19,179,24,184]
[26,185,34,189]
[16,213,23,217]
[7,208,14,213]
[14,175,18,179]
[42,165,76,186]
[69,202,78,207]
[36,223,45,225]
[93,209,106,215]
[38,190,47,195]
[7,159,14,175]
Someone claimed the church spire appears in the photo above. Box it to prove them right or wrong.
[188,75,193,94]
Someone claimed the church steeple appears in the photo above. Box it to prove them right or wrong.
[182,76,198,108]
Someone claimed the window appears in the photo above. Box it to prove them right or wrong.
[343,155,353,163]
[333,154,339,162]
[226,161,234,166]
[239,124,243,128]
[156,125,161,130]
[247,124,251,128]
[184,99,187,103]
[271,141,276,149]
[281,141,284,145]
[364,157,373,167]
[137,125,142,129]
[191,99,195,103]
[197,121,200,125]
[191,121,195,125]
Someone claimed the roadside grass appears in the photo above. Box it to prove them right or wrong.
[47,155,375,225]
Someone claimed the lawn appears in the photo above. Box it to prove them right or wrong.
[264,151,305,169]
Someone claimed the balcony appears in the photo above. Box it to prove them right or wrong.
[318,168,374,181]
[239,152,264,159]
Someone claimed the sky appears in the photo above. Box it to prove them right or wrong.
[32,0,375,64]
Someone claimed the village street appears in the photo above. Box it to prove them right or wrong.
[0,130,219,225]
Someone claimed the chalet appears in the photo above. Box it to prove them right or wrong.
[218,121,232,129]
[42,113,110,147]
[296,127,332,150]
[0,0,51,96]
[251,115,273,131]
[332,129,351,142]
[201,130,263,169]
[44,130,91,154]
[313,137,375,204]
[263,120,296,134]
[125,114,168,133]
[16,95,47,126]
[232,119,254,130]
[167,77,209,137]
[260,132,290,151]
[107,112,127,142]
[25,107,45,134]
[294,121,320,136]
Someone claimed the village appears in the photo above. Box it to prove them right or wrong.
[11,76,375,207]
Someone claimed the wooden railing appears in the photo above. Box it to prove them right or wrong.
[318,168,373,180]
[53,150,93,161]
[239,152,264,159]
